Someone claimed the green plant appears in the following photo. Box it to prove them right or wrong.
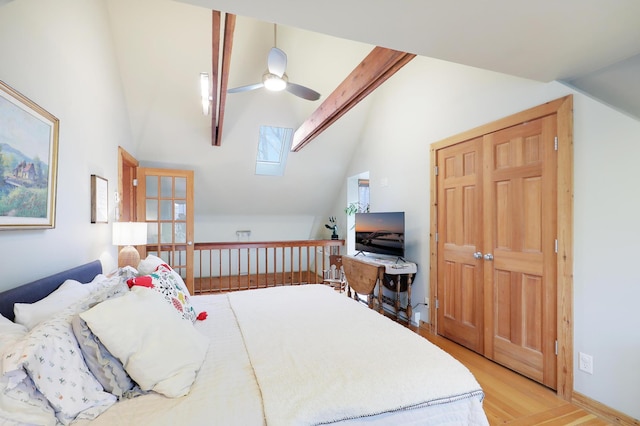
[345,202,369,215]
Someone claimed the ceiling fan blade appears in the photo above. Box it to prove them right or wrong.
[267,47,287,78]
[228,82,264,93]
[286,82,321,101]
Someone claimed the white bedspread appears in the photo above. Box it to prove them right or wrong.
[75,294,264,426]
[77,286,488,425]
[228,285,485,425]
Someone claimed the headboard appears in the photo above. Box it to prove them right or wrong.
[0,260,103,321]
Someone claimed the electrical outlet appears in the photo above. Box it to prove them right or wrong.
[424,296,429,305]
[578,352,593,374]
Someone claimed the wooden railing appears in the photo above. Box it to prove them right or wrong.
[192,239,343,294]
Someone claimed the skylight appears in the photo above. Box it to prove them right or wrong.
[255,126,293,176]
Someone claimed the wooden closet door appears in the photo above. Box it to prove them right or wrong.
[483,116,557,388]
[436,137,484,353]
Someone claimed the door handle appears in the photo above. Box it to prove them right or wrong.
[473,251,483,259]
[483,253,494,261]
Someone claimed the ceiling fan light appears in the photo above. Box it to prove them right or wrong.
[263,73,287,92]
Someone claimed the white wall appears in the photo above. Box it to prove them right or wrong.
[1,0,639,420]
[338,55,640,419]
[0,0,134,288]
[195,214,318,241]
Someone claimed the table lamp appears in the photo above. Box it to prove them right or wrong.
[112,222,147,268]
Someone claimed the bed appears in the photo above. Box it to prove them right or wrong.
[0,259,489,425]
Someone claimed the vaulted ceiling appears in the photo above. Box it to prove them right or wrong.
[104,0,640,217]
[180,0,640,121]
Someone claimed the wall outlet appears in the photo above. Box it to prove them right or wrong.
[578,352,593,374]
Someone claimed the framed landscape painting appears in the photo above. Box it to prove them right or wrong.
[0,80,59,230]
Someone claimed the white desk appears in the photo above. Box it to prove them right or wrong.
[359,257,418,275]
[343,255,417,321]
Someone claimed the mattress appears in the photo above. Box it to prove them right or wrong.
[77,286,488,425]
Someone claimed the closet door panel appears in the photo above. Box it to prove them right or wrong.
[484,116,557,388]
[437,138,484,354]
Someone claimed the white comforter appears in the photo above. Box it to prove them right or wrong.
[78,285,488,425]
[229,286,486,425]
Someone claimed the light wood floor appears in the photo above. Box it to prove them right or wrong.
[409,324,610,425]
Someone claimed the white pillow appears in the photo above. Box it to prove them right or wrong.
[12,273,128,331]
[137,254,167,275]
[80,288,209,398]
[2,309,117,424]
[13,279,93,330]
[0,314,27,354]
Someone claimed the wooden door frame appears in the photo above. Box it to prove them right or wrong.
[117,146,139,221]
[136,167,195,294]
[429,96,574,399]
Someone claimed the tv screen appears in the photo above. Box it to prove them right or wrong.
[355,212,405,258]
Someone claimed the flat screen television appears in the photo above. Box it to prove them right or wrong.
[354,211,405,258]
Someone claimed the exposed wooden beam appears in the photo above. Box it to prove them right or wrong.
[211,11,235,146]
[291,47,416,152]
[210,11,220,144]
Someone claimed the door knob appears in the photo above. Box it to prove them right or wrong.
[483,253,494,261]
[473,251,483,259]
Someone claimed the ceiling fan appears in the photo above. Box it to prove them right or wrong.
[227,25,321,101]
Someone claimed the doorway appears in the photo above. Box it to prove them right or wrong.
[117,148,195,293]
[429,96,573,398]
[136,167,195,293]
[117,147,138,221]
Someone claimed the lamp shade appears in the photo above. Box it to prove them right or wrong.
[112,222,147,246]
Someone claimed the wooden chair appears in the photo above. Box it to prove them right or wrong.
[322,255,347,293]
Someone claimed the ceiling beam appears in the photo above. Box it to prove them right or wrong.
[210,11,220,145]
[211,11,235,146]
[291,47,415,152]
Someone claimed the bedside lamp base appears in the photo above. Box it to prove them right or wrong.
[118,245,141,269]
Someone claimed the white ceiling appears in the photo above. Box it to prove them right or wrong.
[179,0,640,120]
[105,0,376,217]
[103,0,640,218]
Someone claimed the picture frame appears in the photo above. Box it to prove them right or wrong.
[0,80,59,230]
[90,174,108,224]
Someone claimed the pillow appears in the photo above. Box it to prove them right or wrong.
[12,273,130,331]
[0,317,45,424]
[80,289,209,398]
[1,280,129,424]
[13,279,92,330]
[70,315,142,398]
[127,265,200,322]
[1,311,117,424]
[0,374,57,426]
[0,314,27,354]
[137,254,166,275]
[115,265,139,281]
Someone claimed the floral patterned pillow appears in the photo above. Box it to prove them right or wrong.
[127,264,206,322]
[1,277,128,424]
[0,373,57,426]
[1,310,116,424]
